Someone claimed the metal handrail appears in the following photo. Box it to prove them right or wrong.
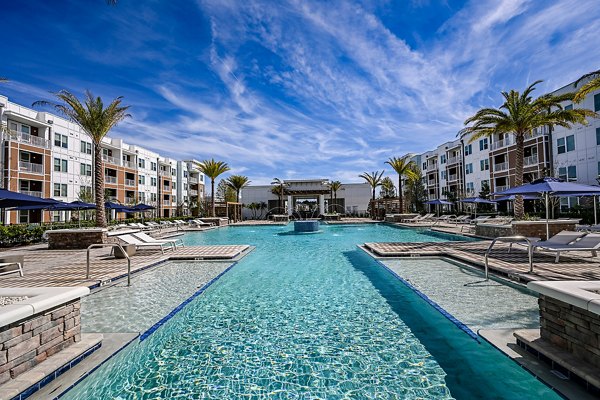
[484,235,533,280]
[87,243,132,286]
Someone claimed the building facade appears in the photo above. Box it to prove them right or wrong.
[0,94,205,224]
[409,76,600,208]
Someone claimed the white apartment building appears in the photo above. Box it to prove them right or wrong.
[0,94,206,224]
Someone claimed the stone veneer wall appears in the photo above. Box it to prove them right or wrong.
[539,294,600,368]
[0,300,81,384]
[475,221,577,240]
[47,229,107,249]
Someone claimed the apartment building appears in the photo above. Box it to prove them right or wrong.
[410,76,599,206]
[0,94,205,224]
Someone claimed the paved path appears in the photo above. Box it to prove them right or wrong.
[364,240,600,282]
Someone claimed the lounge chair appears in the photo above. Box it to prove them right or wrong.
[413,214,436,223]
[0,259,24,277]
[513,230,586,255]
[401,214,423,223]
[132,232,184,249]
[449,215,470,224]
[533,233,600,262]
[117,234,173,254]
[190,219,214,227]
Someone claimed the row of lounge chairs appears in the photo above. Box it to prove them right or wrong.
[112,219,216,231]
[116,232,185,254]
[514,230,600,263]
[401,214,511,226]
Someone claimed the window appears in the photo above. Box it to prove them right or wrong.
[151,193,157,202]
[138,159,145,169]
[595,93,600,112]
[440,155,446,164]
[20,124,30,134]
[139,175,146,185]
[557,135,575,154]
[464,144,472,156]
[151,162,157,171]
[54,133,68,148]
[566,135,575,152]
[480,159,489,171]
[139,192,146,202]
[596,128,600,146]
[441,170,447,180]
[173,182,177,190]
[466,182,474,194]
[565,104,573,111]
[183,171,188,178]
[422,162,426,170]
[558,166,577,182]
[151,177,157,186]
[465,163,473,174]
[479,138,488,150]
[80,141,92,154]
[54,158,68,172]
[79,163,92,176]
[53,183,67,197]
[79,186,92,197]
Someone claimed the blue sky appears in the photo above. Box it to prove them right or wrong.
[1,0,600,184]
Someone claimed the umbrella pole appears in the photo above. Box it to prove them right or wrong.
[595,196,598,226]
[545,192,550,240]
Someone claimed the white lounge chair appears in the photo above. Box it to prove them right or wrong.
[118,234,173,254]
[133,232,184,249]
[0,261,23,277]
[190,219,214,227]
[534,233,600,263]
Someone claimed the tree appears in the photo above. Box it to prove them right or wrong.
[359,170,384,218]
[34,90,130,227]
[405,169,427,212]
[477,181,494,213]
[226,175,250,203]
[380,177,396,198]
[216,179,236,202]
[271,178,287,214]
[329,181,342,213]
[197,159,230,217]
[574,69,600,103]
[459,80,597,219]
[385,155,417,213]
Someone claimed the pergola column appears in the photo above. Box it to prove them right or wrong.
[287,195,293,216]
[319,194,325,215]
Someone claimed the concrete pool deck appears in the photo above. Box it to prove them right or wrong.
[0,243,252,288]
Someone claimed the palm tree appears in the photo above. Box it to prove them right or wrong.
[385,155,417,213]
[226,175,250,203]
[574,69,600,103]
[359,170,384,218]
[271,178,286,214]
[34,90,130,227]
[329,181,342,212]
[460,80,597,219]
[198,159,230,217]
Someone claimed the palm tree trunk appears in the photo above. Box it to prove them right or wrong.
[93,143,106,227]
[514,133,525,220]
[371,189,376,219]
[211,178,215,217]
[398,174,403,214]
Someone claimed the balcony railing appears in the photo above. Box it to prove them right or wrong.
[188,177,198,184]
[189,189,198,196]
[427,180,436,187]
[19,161,44,174]
[125,197,135,204]
[21,190,43,197]
[447,174,458,182]
[106,196,118,201]
[447,156,461,165]
[494,162,509,172]
[163,186,170,192]
[125,179,136,186]
[426,164,438,172]
[492,137,512,150]
[105,176,117,184]
[524,155,538,166]
[102,154,119,165]
[495,185,509,193]
[123,160,136,169]
[159,170,170,177]
[7,130,51,149]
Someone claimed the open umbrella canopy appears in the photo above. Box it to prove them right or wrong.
[493,194,540,202]
[68,200,96,210]
[105,202,135,213]
[424,199,454,205]
[131,203,155,211]
[495,177,600,196]
[0,189,58,208]
[459,197,496,204]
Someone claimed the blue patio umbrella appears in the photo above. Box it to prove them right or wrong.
[131,203,155,211]
[459,197,496,218]
[493,194,540,202]
[495,177,600,238]
[0,189,57,208]
[105,202,135,213]
[425,199,453,216]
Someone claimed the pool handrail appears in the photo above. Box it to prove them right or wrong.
[484,236,533,280]
[87,243,132,286]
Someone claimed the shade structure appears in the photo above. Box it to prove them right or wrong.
[495,178,600,239]
[0,189,58,208]
[424,199,454,205]
[68,201,96,210]
[130,203,155,211]
[493,194,540,202]
[104,202,135,213]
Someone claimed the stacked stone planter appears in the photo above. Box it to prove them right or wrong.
[45,228,107,249]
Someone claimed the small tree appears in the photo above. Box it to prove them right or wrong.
[405,170,427,212]
[359,171,384,218]
[379,177,396,198]
[197,159,230,217]
[216,179,237,202]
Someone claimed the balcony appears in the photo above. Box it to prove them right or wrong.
[426,164,438,172]
[188,177,198,184]
[447,174,458,182]
[427,180,437,187]
[492,137,512,150]
[21,190,43,198]
[189,189,198,196]
[125,179,136,187]
[106,196,118,202]
[495,185,509,193]
[524,155,538,166]
[105,176,117,184]
[163,186,170,192]
[159,170,170,177]
[102,154,119,165]
[8,130,50,149]
[446,156,462,165]
[19,161,44,174]
[123,160,136,169]
[494,162,509,172]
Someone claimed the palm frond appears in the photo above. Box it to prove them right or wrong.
[574,77,600,103]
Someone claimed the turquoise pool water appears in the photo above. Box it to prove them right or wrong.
[64,224,559,399]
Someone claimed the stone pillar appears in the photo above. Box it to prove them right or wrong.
[319,195,325,216]
[287,196,293,216]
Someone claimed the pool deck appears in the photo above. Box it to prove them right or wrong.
[0,243,252,288]
[363,240,600,283]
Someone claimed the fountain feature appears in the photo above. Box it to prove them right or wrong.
[294,220,320,233]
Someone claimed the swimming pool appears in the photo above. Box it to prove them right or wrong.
[64,224,559,399]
